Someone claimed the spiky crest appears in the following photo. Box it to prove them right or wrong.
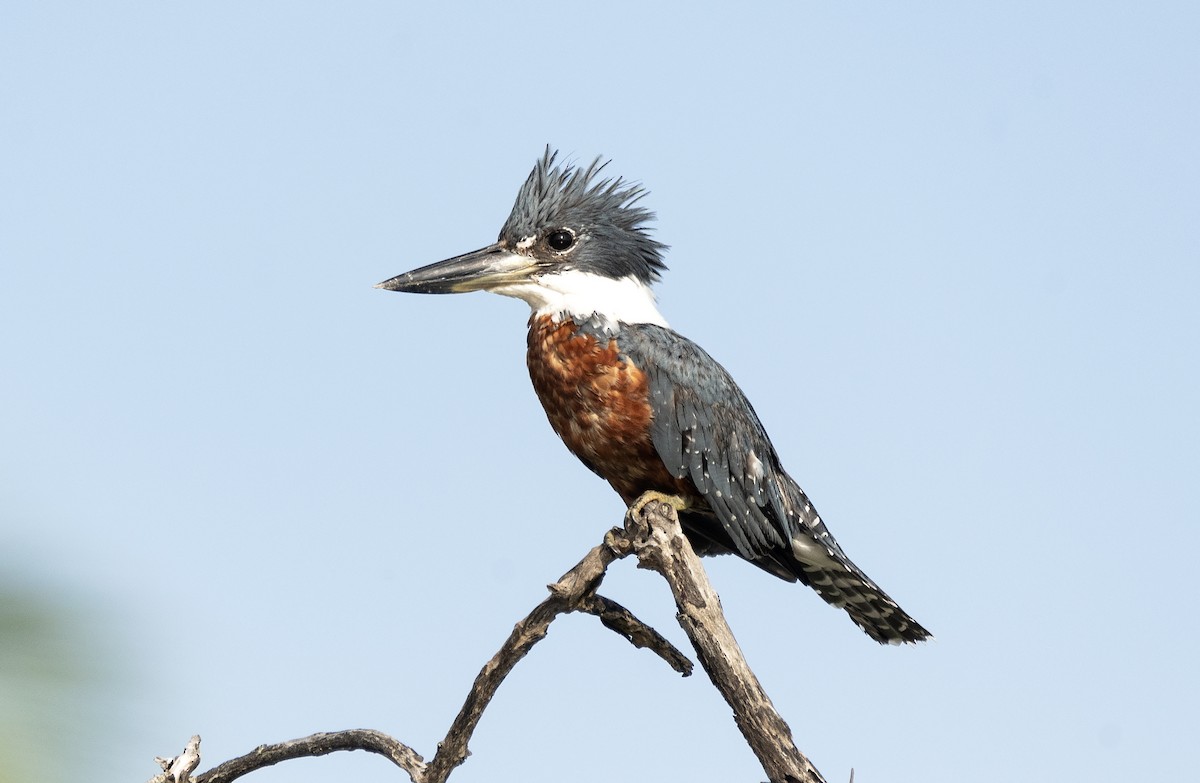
[499,146,668,284]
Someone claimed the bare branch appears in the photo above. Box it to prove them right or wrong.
[156,499,832,783]
[621,497,829,783]
[423,538,688,781]
[193,731,424,783]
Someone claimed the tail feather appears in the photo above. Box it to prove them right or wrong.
[681,506,932,645]
[772,479,931,644]
[785,543,931,644]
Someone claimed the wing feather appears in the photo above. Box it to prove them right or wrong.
[616,323,931,644]
[621,325,785,558]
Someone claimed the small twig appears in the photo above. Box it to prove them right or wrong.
[575,593,693,675]
[148,735,202,783]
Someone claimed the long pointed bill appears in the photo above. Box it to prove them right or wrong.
[375,243,540,294]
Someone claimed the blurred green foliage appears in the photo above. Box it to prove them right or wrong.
[0,581,106,783]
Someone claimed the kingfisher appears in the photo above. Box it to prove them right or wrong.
[377,148,930,644]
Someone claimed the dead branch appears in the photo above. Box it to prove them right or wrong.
[196,730,422,783]
[618,498,827,783]
[421,537,689,783]
[151,495,826,783]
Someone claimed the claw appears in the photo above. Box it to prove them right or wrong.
[628,491,690,521]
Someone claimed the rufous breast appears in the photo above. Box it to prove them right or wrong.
[525,315,686,503]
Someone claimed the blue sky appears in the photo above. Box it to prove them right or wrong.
[2,3,1197,782]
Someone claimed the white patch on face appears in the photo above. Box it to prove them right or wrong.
[493,267,669,331]
[516,235,537,250]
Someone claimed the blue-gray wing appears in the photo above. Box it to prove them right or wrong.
[617,323,831,560]
[617,324,931,644]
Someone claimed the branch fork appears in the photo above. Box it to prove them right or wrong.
[147,495,826,783]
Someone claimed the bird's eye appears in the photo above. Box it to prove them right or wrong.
[546,229,575,252]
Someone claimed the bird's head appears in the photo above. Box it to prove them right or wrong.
[377,147,670,330]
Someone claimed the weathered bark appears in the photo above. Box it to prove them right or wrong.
[147,495,827,783]
[617,498,826,783]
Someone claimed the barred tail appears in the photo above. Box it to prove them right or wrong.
[775,480,930,644]
[785,522,930,644]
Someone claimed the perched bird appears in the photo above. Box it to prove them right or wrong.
[378,148,929,644]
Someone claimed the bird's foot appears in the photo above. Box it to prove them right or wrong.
[609,493,684,555]
[626,491,689,527]
[623,492,689,571]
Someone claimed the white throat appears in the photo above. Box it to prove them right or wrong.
[494,268,669,332]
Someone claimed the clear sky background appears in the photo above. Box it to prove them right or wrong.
[2,3,1197,782]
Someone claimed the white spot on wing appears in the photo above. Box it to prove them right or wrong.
[747,451,765,481]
